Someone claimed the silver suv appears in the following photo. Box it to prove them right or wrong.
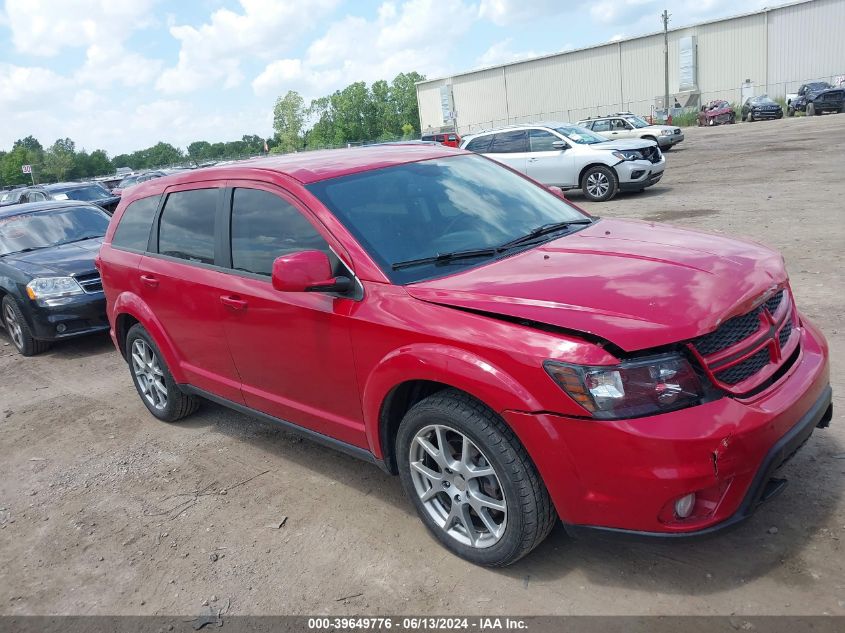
[577,113,684,149]
[460,122,665,202]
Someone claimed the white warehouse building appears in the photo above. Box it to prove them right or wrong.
[416,0,845,135]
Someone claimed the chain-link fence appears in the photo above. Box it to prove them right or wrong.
[454,74,845,133]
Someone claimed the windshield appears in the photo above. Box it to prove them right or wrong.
[117,175,140,188]
[307,154,591,284]
[624,115,650,128]
[0,206,109,256]
[553,125,607,145]
[753,96,777,105]
[52,184,111,202]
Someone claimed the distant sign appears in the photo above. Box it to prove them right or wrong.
[22,164,32,174]
[440,85,454,123]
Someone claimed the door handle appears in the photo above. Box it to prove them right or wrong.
[220,295,248,311]
[140,275,159,288]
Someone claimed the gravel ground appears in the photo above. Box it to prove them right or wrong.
[0,114,843,616]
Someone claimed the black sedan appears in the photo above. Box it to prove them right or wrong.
[44,181,121,214]
[0,201,109,356]
[742,96,784,122]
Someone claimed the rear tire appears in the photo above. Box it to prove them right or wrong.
[2,296,50,356]
[581,165,618,202]
[396,390,556,567]
[125,324,199,422]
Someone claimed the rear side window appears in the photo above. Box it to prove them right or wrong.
[230,188,329,276]
[465,136,492,152]
[158,189,217,264]
[112,195,160,251]
[489,130,528,153]
[591,120,611,132]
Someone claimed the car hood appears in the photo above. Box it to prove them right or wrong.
[2,238,103,277]
[643,125,677,132]
[592,139,657,150]
[406,219,786,352]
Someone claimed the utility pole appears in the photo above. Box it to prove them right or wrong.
[662,9,671,121]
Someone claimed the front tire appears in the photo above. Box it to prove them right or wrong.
[787,106,795,117]
[747,111,755,122]
[396,390,556,567]
[126,324,199,422]
[581,165,618,202]
[807,103,816,116]
[2,296,50,356]
[708,117,715,126]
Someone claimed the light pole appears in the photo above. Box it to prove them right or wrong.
[662,9,671,121]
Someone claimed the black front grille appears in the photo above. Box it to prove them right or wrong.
[75,272,103,294]
[715,348,770,385]
[765,290,784,314]
[694,309,763,356]
[778,320,793,348]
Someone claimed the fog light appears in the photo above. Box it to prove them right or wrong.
[630,170,645,179]
[674,493,696,519]
[56,324,67,333]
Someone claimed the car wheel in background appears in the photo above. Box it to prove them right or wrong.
[708,117,715,126]
[396,390,556,567]
[2,296,50,356]
[787,106,795,117]
[125,323,199,422]
[747,111,755,122]
[807,103,816,116]
[581,165,618,202]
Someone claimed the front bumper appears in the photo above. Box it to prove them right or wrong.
[657,132,684,148]
[26,292,109,341]
[617,156,666,191]
[503,317,830,535]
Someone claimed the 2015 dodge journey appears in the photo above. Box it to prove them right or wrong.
[98,144,832,567]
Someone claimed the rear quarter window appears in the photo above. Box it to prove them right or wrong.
[464,136,492,152]
[157,189,218,264]
[111,195,161,251]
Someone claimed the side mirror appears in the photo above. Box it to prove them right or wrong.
[548,186,566,198]
[551,140,568,150]
[271,250,351,294]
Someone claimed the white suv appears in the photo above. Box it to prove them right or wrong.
[577,113,684,149]
[460,122,665,202]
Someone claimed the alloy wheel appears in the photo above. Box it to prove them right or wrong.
[409,424,507,549]
[586,172,610,198]
[131,338,168,410]
[4,303,24,351]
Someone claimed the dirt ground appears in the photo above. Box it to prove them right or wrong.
[1,115,843,617]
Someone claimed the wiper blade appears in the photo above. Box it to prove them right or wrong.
[497,220,592,251]
[1,245,52,256]
[56,235,104,246]
[392,248,497,270]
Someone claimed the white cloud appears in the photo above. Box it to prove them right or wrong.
[76,43,164,88]
[156,0,340,94]
[4,0,158,56]
[476,39,540,67]
[0,63,73,110]
[254,0,476,99]
[478,0,564,25]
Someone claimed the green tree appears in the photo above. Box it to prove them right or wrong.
[187,141,212,162]
[87,149,112,176]
[272,90,305,153]
[390,71,425,135]
[42,138,77,182]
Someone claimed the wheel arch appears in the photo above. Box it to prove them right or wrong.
[362,344,544,475]
[111,292,185,382]
[577,161,617,188]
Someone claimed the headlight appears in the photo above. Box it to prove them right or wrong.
[660,129,673,136]
[544,354,705,419]
[612,150,644,161]
[26,277,84,303]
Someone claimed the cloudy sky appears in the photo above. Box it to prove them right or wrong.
[0,0,779,155]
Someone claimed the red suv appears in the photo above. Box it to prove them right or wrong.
[421,132,461,148]
[98,144,831,566]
